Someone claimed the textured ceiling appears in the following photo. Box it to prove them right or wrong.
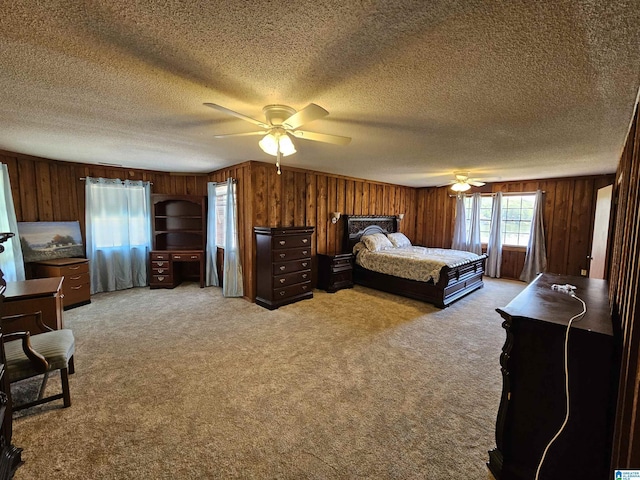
[1,1,639,187]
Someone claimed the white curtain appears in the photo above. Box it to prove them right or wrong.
[520,190,547,282]
[485,192,503,277]
[467,192,483,254]
[0,164,25,281]
[206,179,243,297]
[205,182,220,287]
[85,177,151,293]
[452,194,467,250]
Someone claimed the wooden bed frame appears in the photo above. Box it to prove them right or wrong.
[344,215,487,308]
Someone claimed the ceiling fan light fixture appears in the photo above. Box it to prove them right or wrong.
[451,182,471,192]
[258,132,296,157]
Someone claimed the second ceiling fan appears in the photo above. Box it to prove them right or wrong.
[204,102,352,174]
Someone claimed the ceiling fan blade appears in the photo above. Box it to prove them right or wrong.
[282,104,329,130]
[437,181,456,187]
[469,181,486,187]
[213,131,267,139]
[204,103,269,129]
[290,130,352,145]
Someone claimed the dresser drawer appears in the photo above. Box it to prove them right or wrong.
[332,257,352,270]
[152,266,171,275]
[272,247,311,262]
[331,270,353,286]
[63,270,89,288]
[151,274,174,285]
[172,252,202,262]
[274,281,312,300]
[273,235,311,249]
[151,260,171,269]
[57,262,89,276]
[273,258,312,275]
[151,251,171,261]
[64,282,91,307]
[274,270,311,288]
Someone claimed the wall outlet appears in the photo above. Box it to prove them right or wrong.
[581,269,588,276]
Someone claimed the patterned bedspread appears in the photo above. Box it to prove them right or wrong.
[354,245,483,284]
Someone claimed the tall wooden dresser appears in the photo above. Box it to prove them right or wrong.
[255,226,314,310]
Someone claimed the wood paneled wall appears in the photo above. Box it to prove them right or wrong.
[2,149,613,295]
[415,175,614,279]
[209,161,418,300]
[609,102,640,469]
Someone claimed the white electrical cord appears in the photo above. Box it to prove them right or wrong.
[534,293,587,480]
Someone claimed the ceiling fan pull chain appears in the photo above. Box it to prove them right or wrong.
[276,145,282,175]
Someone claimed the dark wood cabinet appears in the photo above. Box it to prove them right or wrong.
[317,253,353,292]
[31,258,90,309]
[151,195,206,289]
[255,226,314,310]
[488,273,618,480]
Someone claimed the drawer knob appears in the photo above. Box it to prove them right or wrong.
[158,262,165,266]
[302,285,307,290]
[280,266,286,271]
[302,262,308,267]
[302,250,308,255]
[280,253,286,258]
[158,269,165,274]
[279,278,286,284]
[302,238,308,244]
[70,275,82,280]
[280,291,286,296]
[174,256,182,259]
[279,240,286,246]
[190,255,198,259]
[302,273,308,279]
[71,285,82,290]
[158,276,165,281]
[69,265,80,270]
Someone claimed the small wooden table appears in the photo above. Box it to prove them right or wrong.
[2,277,64,334]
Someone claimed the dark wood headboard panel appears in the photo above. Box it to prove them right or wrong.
[344,215,398,253]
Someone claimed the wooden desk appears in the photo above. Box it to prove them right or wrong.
[2,277,64,334]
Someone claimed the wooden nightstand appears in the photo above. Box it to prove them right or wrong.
[317,253,353,293]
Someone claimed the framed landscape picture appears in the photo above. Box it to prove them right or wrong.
[17,221,85,263]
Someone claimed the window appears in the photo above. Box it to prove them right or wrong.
[502,194,534,247]
[464,196,493,244]
[465,193,535,247]
[88,182,150,249]
[212,182,238,248]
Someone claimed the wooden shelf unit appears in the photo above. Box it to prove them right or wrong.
[151,195,206,289]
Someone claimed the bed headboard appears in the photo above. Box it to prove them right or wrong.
[344,215,398,253]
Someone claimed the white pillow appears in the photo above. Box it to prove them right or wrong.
[387,232,412,248]
[361,233,394,252]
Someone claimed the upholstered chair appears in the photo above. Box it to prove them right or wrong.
[1,311,75,411]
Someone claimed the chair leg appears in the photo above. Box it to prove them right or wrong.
[37,372,50,400]
[60,368,71,408]
[68,356,75,375]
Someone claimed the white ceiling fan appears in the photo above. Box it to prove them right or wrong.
[440,172,486,192]
[204,103,352,174]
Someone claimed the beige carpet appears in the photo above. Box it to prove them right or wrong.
[10,278,524,479]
